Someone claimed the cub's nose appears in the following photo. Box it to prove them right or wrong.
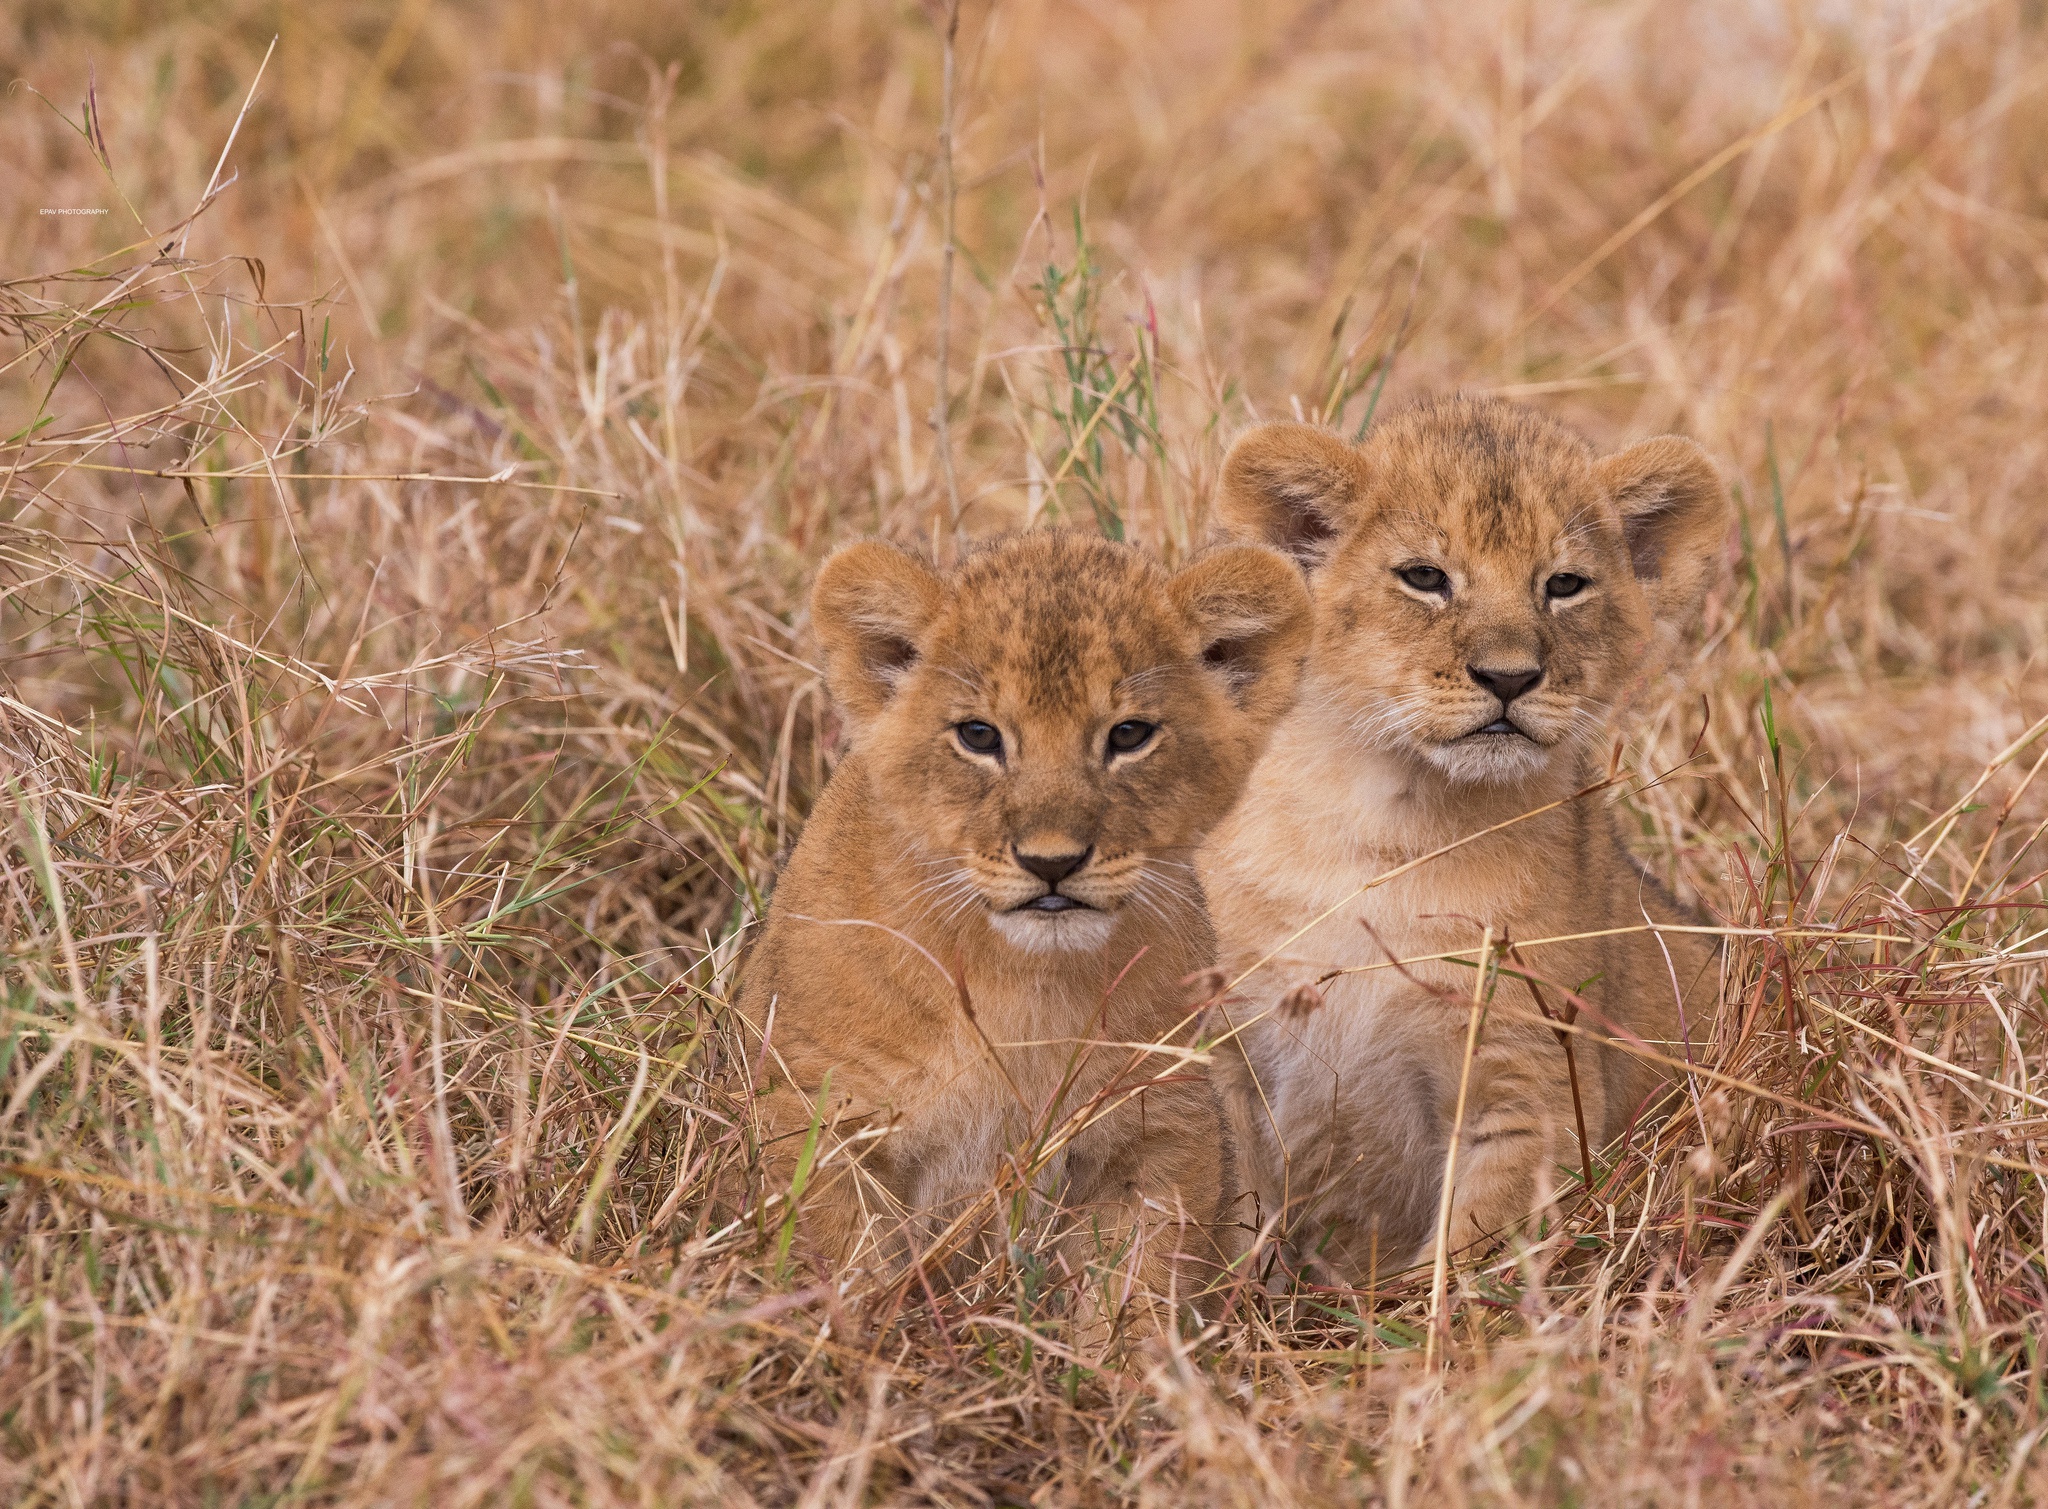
[1015,847,1091,888]
[1467,664,1543,705]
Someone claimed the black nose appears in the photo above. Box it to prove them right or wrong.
[1468,664,1543,705]
[1015,847,1091,888]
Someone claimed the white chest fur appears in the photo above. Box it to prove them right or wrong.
[1200,712,1549,1143]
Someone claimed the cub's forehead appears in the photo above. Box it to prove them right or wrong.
[934,533,1181,708]
[1366,398,1615,553]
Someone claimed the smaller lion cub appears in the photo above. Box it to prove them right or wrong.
[740,530,1311,1329]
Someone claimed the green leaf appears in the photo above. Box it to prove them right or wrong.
[773,1068,832,1280]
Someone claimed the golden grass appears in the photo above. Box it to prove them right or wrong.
[6,1,2048,1501]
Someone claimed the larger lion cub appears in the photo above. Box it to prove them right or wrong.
[1201,396,1727,1281]
[742,530,1310,1326]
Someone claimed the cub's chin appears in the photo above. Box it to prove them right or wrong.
[987,905,1118,955]
[1422,729,1554,786]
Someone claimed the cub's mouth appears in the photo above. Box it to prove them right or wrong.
[1425,712,1556,785]
[1013,893,1093,913]
[988,891,1117,953]
[1470,718,1530,739]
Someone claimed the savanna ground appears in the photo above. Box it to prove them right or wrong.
[5,1,2048,1502]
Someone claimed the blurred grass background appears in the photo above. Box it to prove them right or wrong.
[6,1,2048,1502]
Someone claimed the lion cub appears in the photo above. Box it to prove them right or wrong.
[1199,396,1727,1280]
[741,530,1310,1326]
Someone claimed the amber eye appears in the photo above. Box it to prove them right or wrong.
[955,721,1003,756]
[1107,720,1156,756]
[1397,564,1449,595]
[1545,572,1589,600]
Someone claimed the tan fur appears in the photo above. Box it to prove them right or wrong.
[1199,396,1729,1280]
[739,529,1311,1334]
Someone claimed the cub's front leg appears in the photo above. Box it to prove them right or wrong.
[1204,964,1326,1253]
[756,1076,911,1268]
[1416,1028,1607,1269]
[1210,1015,1288,1240]
[1058,1073,1238,1344]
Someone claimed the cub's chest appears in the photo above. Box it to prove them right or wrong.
[1202,825,1549,1096]
[1205,735,1539,972]
[1217,856,1533,985]
[870,982,1123,1202]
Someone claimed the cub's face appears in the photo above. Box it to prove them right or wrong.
[1219,397,1729,788]
[812,531,1310,954]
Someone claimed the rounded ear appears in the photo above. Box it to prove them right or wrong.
[811,541,947,730]
[1169,544,1314,723]
[1216,422,1370,566]
[1594,436,1731,628]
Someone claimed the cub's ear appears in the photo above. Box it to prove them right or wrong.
[811,541,947,730]
[1216,422,1370,566]
[1170,545,1314,723]
[1595,436,1731,628]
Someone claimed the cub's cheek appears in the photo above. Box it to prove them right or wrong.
[1114,760,1213,848]
[880,750,990,826]
[1327,644,1433,707]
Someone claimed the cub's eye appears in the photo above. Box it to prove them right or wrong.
[1397,564,1449,595]
[955,721,1003,756]
[1545,572,1589,600]
[1106,720,1156,756]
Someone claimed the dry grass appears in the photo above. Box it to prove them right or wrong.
[6,1,2048,1502]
